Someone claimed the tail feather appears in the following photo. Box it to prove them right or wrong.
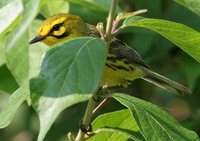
[142,68,192,95]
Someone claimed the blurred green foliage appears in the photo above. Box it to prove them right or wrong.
[0,0,200,141]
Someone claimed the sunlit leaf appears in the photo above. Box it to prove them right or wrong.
[30,37,107,141]
[0,1,22,67]
[88,109,144,141]
[113,93,200,141]
[5,0,41,85]
[123,16,200,63]
[0,0,23,34]
[0,0,14,8]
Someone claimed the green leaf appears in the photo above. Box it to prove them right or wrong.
[175,0,200,16]
[6,31,29,85]
[88,109,144,141]
[0,0,22,67]
[123,16,200,63]
[0,82,29,128]
[0,19,19,67]
[5,0,40,85]
[40,0,70,17]
[0,0,16,8]
[0,0,23,34]
[0,42,5,67]
[30,37,107,141]
[113,93,200,141]
[89,128,141,141]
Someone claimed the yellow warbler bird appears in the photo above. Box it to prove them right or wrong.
[30,13,191,95]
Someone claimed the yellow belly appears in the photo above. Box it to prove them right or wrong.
[100,55,146,87]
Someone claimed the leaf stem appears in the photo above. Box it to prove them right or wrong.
[105,0,118,46]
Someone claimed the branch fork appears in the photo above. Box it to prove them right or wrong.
[97,9,148,42]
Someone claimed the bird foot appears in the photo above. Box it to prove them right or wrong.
[79,120,92,136]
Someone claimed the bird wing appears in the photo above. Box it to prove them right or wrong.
[109,39,149,68]
[86,23,148,68]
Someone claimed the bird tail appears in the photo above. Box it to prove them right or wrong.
[142,68,192,95]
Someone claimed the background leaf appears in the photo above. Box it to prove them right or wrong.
[5,0,40,85]
[88,109,144,141]
[0,42,5,67]
[0,0,23,34]
[0,0,15,8]
[123,16,200,63]
[113,93,200,141]
[30,37,107,141]
[0,18,47,130]
[175,0,200,16]
[0,82,29,128]
[0,0,23,67]
[40,0,70,17]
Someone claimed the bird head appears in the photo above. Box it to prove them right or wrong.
[29,13,87,46]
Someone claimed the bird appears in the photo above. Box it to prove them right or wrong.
[29,13,191,95]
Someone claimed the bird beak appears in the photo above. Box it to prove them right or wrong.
[29,35,45,44]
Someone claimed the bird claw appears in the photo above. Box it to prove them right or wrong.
[79,120,92,136]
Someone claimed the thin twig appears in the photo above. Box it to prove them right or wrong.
[117,9,148,20]
[112,9,148,37]
[105,0,118,45]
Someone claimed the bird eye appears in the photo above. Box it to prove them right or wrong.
[53,23,62,31]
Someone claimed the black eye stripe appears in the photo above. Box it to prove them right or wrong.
[53,24,60,31]
[51,22,64,32]
[48,22,68,38]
